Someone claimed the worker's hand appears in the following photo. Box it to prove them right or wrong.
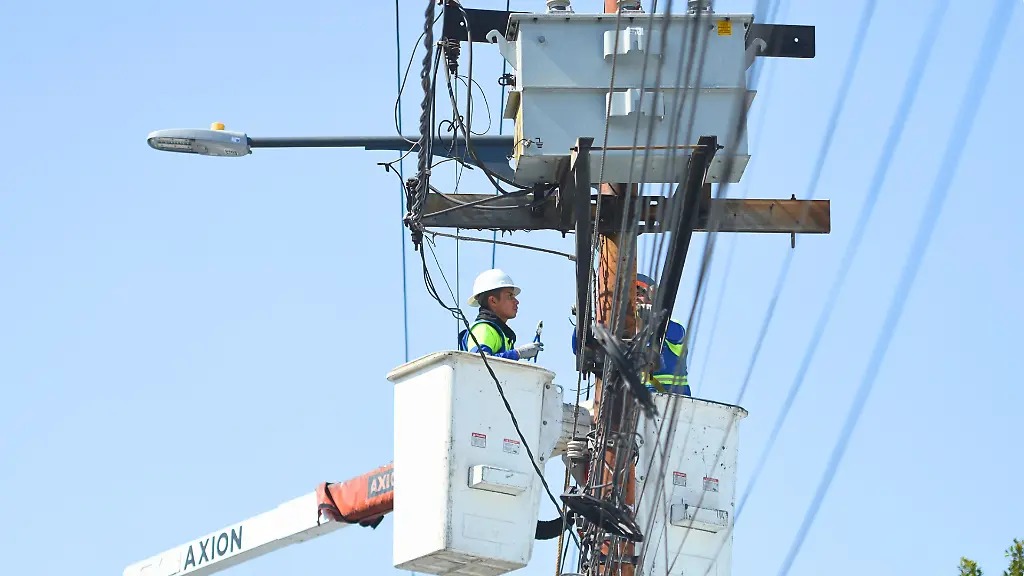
[637,303,653,326]
[516,341,544,359]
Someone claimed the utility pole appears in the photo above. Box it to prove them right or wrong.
[128,4,827,576]
[423,7,823,576]
[591,2,639,576]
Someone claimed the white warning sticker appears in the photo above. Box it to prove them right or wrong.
[672,471,687,486]
[471,432,487,448]
[503,438,521,454]
[703,476,719,492]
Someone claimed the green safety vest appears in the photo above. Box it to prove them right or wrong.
[459,320,515,354]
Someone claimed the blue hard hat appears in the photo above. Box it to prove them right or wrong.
[637,273,656,289]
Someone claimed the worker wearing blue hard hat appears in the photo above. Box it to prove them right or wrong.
[571,273,691,396]
[636,273,691,396]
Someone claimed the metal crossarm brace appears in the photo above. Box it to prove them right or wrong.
[651,136,717,347]
[567,137,594,372]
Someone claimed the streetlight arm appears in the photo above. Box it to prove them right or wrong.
[246,135,515,180]
[247,135,512,153]
[246,136,417,149]
[147,127,515,180]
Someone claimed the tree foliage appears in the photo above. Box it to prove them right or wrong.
[960,539,1024,576]
[959,557,983,576]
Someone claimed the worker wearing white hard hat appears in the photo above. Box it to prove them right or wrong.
[458,269,543,361]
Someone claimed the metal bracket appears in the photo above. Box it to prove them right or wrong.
[648,135,718,347]
[442,4,815,60]
[746,24,816,58]
[442,3,525,44]
[565,137,594,373]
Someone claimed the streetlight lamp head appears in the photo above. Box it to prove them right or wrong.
[146,127,251,157]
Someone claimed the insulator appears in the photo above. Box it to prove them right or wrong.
[546,0,573,13]
[688,0,713,13]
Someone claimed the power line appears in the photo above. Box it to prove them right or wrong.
[408,7,579,547]
[689,0,793,394]
[418,242,581,551]
[492,0,510,269]
[647,0,905,565]
[395,0,410,363]
[427,230,576,261]
[394,14,416,576]
[734,0,883,519]
[738,0,948,521]
[775,2,1014,572]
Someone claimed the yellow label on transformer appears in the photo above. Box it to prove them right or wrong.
[717,20,733,36]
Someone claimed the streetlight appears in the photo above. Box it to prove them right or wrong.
[147,122,516,180]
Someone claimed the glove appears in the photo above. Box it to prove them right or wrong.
[647,374,668,394]
[515,341,544,360]
[636,303,653,328]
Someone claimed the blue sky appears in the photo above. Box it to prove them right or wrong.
[1,1,1021,575]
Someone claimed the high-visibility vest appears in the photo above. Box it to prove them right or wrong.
[648,319,690,396]
[458,320,514,354]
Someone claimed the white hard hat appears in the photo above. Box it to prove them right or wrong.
[468,268,521,307]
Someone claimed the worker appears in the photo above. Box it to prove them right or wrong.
[636,273,691,396]
[458,269,544,361]
[570,273,691,396]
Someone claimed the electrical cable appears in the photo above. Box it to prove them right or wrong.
[395,11,444,145]
[616,0,726,553]
[607,0,683,337]
[575,9,629,538]
[581,2,724,565]
[685,0,1000,571]
[691,0,794,392]
[395,0,410,363]
[680,0,883,561]
[455,74,492,136]
[584,4,733,574]
[440,48,523,195]
[493,0,511,269]
[396,10,416,576]
[426,230,576,261]
[443,4,532,192]
[417,244,580,550]
[573,1,633,437]
[581,0,802,555]
[406,0,436,247]
[775,2,1013,572]
[627,2,828,570]
[734,0,935,522]
[719,0,879,405]
[424,185,541,214]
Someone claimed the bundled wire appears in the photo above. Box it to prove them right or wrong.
[404,0,436,250]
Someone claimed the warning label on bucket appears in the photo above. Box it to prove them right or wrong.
[471,432,487,448]
[672,472,687,486]
[503,438,521,454]
[703,477,719,492]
